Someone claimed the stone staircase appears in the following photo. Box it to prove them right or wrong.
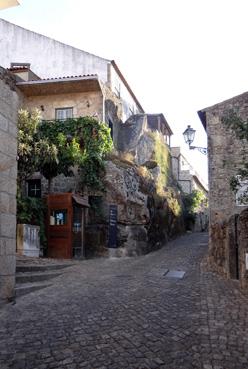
[15,259,73,297]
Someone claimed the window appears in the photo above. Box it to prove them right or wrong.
[108,119,113,139]
[27,179,41,198]
[50,209,68,225]
[55,107,73,120]
[236,178,248,206]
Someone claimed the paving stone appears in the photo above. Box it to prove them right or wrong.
[0,233,248,368]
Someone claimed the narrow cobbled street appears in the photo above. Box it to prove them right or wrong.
[1,232,248,369]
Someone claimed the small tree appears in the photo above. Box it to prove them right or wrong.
[182,190,207,229]
[17,109,41,186]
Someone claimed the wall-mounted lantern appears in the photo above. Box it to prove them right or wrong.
[183,125,207,155]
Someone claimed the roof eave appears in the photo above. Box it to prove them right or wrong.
[197,110,207,131]
[111,60,144,113]
[192,174,208,193]
[158,113,173,136]
[16,75,99,86]
[16,75,102,96]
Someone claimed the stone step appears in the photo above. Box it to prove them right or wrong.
[16,271,62,284]
[16,264,72,273]
[15,282,52,297]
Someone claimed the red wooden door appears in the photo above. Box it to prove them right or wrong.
[47,193,72,259]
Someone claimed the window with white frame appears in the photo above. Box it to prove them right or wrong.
[55,107,73,120]
[236,178,248,206]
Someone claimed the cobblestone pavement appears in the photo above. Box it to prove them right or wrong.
[1,232,248,369]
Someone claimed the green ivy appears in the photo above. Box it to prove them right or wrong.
[18,112,113,191]
[17,112,113,245]
[221,110,248,203]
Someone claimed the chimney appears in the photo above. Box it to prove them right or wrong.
[9,63,40,82]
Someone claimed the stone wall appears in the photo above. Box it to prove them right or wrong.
[238,209,248,289]
[0,67,21,305]
[85,124,184,257]
[201,92,248,280]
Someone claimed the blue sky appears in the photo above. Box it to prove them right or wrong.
[1,0,248,183]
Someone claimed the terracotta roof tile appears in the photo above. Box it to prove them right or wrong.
[40,74,98,81]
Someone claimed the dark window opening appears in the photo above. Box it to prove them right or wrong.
[108,119,113,139]
[27,179,41,198]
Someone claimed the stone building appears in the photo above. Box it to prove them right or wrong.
[12,66,180,257]
[0,18,144,123]
[171,146,208,232]
[9,66,140,194]
[0,18,184,260]
[0,67,22,305]
[171,146,208,195]
[198,92,248,287]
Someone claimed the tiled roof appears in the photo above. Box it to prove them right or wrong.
[8,66,30,72]
[38,74,98,81]
[16,74,99,86]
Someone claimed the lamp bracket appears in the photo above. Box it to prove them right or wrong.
[189,146,208,155]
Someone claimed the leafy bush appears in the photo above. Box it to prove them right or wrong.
[17,193,47,246]
[182,190,207,229]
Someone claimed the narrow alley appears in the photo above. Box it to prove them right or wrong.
[1,233,248,369]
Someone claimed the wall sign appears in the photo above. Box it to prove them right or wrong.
[246,253,248,270]
[108,205,118,248]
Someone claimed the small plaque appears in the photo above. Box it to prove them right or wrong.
[108,205,118,248]
[246,253,248,270]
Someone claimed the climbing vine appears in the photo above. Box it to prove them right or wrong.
[221,109,248,204]
[18,110,113,192]
[17,110,113,242]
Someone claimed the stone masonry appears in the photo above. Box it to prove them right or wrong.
[0,67,22,305]
[198,92,248,285]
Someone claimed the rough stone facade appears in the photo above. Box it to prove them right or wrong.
[238,208,248,289]
[199,92,248,286]
[117,114,172,157]
[0,67,22,305]
[85,158,184,257]
[85,127,184,257]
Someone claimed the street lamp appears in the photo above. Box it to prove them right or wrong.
[183,125,207,155]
